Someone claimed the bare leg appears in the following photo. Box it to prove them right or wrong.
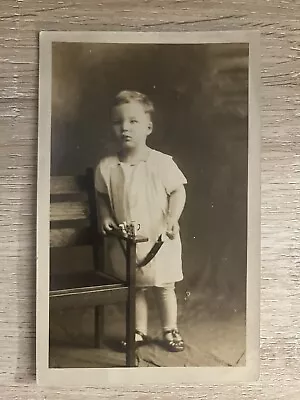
[135,288,148,340]
[153,284,177,331]
[154,284,184,352]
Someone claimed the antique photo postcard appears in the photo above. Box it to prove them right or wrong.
[36,30,260,386]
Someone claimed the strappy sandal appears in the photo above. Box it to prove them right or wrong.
[162,329,185,352]
[120,330,150,351]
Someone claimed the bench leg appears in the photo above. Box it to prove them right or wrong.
[95,305,104,348]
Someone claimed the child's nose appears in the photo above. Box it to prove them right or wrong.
[121,121,130,132]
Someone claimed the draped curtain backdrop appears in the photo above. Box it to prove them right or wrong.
[51,42,248,300]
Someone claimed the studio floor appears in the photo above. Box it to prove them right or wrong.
[49,287,246,368]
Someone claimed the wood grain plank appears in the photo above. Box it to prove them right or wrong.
[50,201,90,221]
[50,227,92,247]
[50,175,88,195]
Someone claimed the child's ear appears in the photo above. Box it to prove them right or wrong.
[148,121,153,135]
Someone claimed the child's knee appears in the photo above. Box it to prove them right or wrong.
[136,287,148,294]
[154,285,176,303]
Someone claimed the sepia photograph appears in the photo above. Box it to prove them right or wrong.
[36,31,260,385]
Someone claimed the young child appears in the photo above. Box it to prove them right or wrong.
[95,90,187,352]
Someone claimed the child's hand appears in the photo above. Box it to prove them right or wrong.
[166,217,180,240]
[101,217,118,234]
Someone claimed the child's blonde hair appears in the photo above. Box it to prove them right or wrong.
[113,90,154,116]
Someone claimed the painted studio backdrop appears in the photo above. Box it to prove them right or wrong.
[50,42,248,368]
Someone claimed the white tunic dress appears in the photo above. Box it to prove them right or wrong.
[95,149,187,287]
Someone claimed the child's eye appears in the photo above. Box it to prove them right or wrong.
[130,119,138,124]
[112,120,121,125]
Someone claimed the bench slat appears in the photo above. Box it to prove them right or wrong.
[49,271,127,309]
[50,227,92,247]
[50,271,123,291]
[50,201,89,221]
[50,287,128,309]
[50,175,88,195]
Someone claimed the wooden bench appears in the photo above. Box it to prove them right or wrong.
[49,167,147,367]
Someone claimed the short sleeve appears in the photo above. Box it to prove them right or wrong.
[160,155,187,195]
[94,162,108,194]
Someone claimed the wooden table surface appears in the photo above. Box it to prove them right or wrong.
[0,1,299,398]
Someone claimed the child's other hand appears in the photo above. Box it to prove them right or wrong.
[101,217,118,234]
[166,217,179,240]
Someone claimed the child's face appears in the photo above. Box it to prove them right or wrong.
[111,101,153,149]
